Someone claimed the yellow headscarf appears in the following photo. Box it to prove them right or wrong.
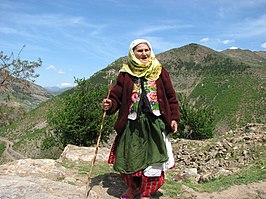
[119,39,162,81]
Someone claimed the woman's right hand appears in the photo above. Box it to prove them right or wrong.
[102,98,112,111]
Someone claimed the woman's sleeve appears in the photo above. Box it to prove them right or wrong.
[161,68,180,121]
[106,72,124,115]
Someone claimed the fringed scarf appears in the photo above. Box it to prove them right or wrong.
[119,39,162,81]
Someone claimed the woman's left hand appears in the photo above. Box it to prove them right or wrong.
[171,120,178,133]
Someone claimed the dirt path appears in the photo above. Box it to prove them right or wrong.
[0,137,25,161]
[83,167,266,199]
[88,177,266,199]
[179,181,266,199]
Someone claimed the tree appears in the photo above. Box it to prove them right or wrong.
[175,93,215,140]
[0,45,42,91]
[47,79,116,147]
[0,46,42,127]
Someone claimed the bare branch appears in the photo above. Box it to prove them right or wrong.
[0,46,42,91]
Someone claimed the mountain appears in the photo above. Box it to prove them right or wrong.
[0,76,54,109]
[44,86,73,95]
[0,75,54,127]
[221,48,266,66]
[90,43,266,132]
[0,43,265,159]
[44,86,62,92]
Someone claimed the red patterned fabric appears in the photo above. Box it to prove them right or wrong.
[108,135,165,197]
[120,172,164,197]
[140,172,164,196]
[107,136,118,164]
[121,174,138,189]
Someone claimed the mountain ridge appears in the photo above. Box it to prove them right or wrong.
[0,76,54,110]
[0,43,265,159]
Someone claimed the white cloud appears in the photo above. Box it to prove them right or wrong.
[229,46,239,49]
[136,25,175,36]
[223,39,234,44]
[46,65,56,70]
[46,65,65,74]
[234,14,266,38]
[0,27,18,34]
[200,37,209,42]
[135,23,192,37]
[261,42,266,48]
[58,69,65,74]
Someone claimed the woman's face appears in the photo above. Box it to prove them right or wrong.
[133,43,151,64]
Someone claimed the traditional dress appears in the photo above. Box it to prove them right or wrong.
[107,39,179,198]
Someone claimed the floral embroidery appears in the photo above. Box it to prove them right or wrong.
[148,81,156,87]
[145,81,160,112]
[129,80,141,114]
[131,91,139,103]
[129,79,160,118]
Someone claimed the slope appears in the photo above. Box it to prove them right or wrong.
[0,43,265,159]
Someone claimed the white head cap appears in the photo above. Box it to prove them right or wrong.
[129,39,154,55]
[129,39,152,50]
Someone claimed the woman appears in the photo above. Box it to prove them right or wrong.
[102,39,180,199]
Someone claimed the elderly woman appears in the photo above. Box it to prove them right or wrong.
[102,39,180,199]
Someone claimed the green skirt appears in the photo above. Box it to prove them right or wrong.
[113,113,169,174]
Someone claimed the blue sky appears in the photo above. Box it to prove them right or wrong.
[1,0,266,88]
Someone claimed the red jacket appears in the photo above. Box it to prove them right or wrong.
[107,67,180,134]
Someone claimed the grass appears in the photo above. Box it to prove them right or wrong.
[58,151,266,198]
[13,129,44,150]
[157,163,266,197]
[0,142,5,157]
[190,74,265,129]
[62,161,114,177]
[185,161,265,193]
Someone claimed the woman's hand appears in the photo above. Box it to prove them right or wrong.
[102,98,112,111]
[171,120,178,133]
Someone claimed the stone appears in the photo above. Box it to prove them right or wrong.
[0,159,66,180]
[59,144,110,163]
[183,168,201,182]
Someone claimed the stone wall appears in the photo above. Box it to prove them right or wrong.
[171,123,265,182]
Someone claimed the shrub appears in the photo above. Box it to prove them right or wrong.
[175,94,215,140]
[47,79,115,147]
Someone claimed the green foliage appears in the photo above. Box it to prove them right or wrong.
[89,57,126,84]
[176,94,215,140]
[0,105,27,127]
[47,79,116,147]
[0,142,5,157]
[190,74,265,129]
[205,57,250,75]
[168,56,250,76]
[41,135,56,150]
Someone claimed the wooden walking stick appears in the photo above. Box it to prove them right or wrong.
[84,80,113,198]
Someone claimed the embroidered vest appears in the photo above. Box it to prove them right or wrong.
[128,78,161,120]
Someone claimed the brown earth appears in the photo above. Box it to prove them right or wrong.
[0,158,265,199]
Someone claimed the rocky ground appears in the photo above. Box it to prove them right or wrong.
[0,158,265,199]
[0,123,265,199]
[171,123,266,183]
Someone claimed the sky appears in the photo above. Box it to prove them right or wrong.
[0,0,266,88]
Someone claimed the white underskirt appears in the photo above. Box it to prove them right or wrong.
[143,132,175,177]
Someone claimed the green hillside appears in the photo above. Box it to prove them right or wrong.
[0,76,54,127]
[89,43,265,132]
[0,43,265,159]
